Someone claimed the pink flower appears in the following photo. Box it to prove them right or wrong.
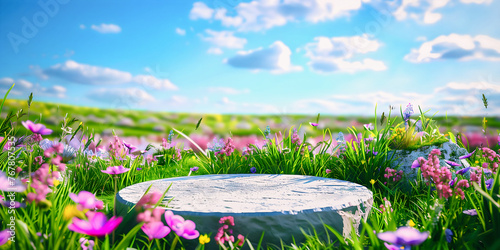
[68,211,122,237]
[141,221,171,240]
[136,191,162,209]
[309,122,318,127]
[237,234,245,246]
[0,229,10,246]
[79,238,95,250]
[69,191,104,210]
[325,169,332,174]
[101,165,130,175]
[22,120,53,135]
[164,210,199,239]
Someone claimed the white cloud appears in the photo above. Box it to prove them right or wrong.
[304,35,387,73]
[201,29,247,49]
[291,81,500,115]
[225,41,302,73]
[0,77,66,98]
[207,87,250,94]
[207,48,224,55]
[175,28,186,36]
[190,2,214,20]
[42,61,178,90]
[190,0,367,31]
[79,24,86,29]
[90,23,122,34]
[44,60,133,85]
[405,34,500,63]
[87,88,155,106]
[460,0,492,4]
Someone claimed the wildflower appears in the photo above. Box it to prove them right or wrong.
[218,138,236,157]
[377,226,429,247]
[370,179,376,185]
[403,103,414,125]
[250,167,256,173]
[463,209,477,216]
[69,191,104,210]
[237,234,245,247]
[264,126,271,139]
[199,234,211,245]
[0,229,10,246]
[22,120,53,135]
[137,168,142,171]
[63,204,85,220]
[164,210,199,239]
[167,130,174,143]
[456,167,471,175]
[136,192,162,210]
[445,160,461,167]
[79,238,95,250]
[309,122,318,127]
[486,178,493,190]
[445,229,453,243]
[291,128,301,145]
[137,208,165,223]
[101,165,130,175]
[141,221,171,240]
[459,150,475,159]
[208,138,225,153]
[411,158,424,169]
[408,220,416,227]
[122,141,137,154]
[326,169,332,174]
[364,123,374,131]
[68,211,122,237]
[190,166,199,172]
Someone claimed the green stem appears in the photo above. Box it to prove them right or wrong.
[170,235,179,250]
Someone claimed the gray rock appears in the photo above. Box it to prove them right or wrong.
[388,141,469,182]
[116,174,373,248]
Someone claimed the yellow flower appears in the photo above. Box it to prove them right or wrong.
[199,234,210,245]
[63,205,85,220]
[53,179,60,187]
[475,161,479,164]
[370,179,376,185]
[361,160,366,165]
[408,219,416,227]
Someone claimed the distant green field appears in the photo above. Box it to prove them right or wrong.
[2,99,499,138]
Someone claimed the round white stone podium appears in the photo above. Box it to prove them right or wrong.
[116,174,373,248]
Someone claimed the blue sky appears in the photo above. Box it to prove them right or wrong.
[1,0,500,116]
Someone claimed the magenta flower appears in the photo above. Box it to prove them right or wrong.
[326,169,332,174]
[309,122,318,127]
[190,166,199,172]
[378,227,429,247]
[463,209,477,216]
[0,229,10,246]
[164,210,199,240]
[69,191,104,210]
[141,221,171,240]
[456,167,471,175]
[79,237,95,250]
[122,141,137,154]
[459,150,475,159]
[21,120,52,135]
[68,211,122,237]
[101,165,130,175]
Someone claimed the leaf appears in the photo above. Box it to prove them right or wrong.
[316,113,320,124]
[0,83,15,113]
[380,112,386,126]
[482,93,488,109]
[195,117,203,130]
[27,92,33,107]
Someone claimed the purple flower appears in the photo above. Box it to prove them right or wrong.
[373,151,378,156]
[364,123,374,131]
[463,209,477,216]
[449,177,457,188]
[122,141,137,154]
[309,122,318,127]
[250,167,256,173]
[403,103,414,123]
[456,167,471,175]
[0,229,10,246]
[384,242,402,250]
[21,120,53,135]
[164,210,199,240]
[136,168,142,171]
[445,160,461,167]
[411,159,421,169]
[69,191,104,210]
[445,229,453,243]
[68,211,122,237]
[141,221,171,240]
[79,237,95,250]
[377,227,429,246]
[190,166,199,172]
[459,150,475,159]
[486,178,493,190]
[101,165,130,175]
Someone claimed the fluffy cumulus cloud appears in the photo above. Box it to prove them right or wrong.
[225,41,302,73]
[201,29,247,49]
[405,34,500,62]
[190,0,368,31]
[0,77,66,98]
[41,61,178,90]
[304,35,387,73]
[292,81,500,115]
[90,23,122,34]
[87,88,155,106]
